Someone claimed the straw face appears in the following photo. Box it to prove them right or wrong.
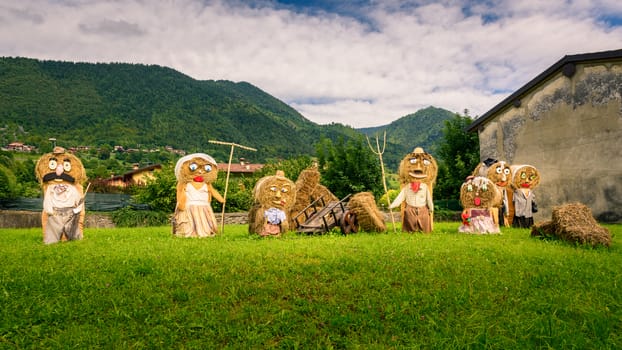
[175,154,218,184]
[459,176,501,209]
[398,148,438,187]
[35,149,87,188]
[510,164,540,190]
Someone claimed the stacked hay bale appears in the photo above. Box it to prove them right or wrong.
[531,202,611,247]
[347,192,386,232]
[291,167,339,228]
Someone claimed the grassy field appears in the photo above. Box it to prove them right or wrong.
[1,222,620,349]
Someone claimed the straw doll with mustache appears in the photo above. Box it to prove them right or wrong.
[173,153,224,237]
[35,146,87,244]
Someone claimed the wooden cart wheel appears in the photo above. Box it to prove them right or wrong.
[340,210,358,235]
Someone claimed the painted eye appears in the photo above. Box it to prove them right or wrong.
[409,158,417,164]
[504,168,511,175]
[189,163,198,171]
[423,159,431,166]
[48,158,57,170]
[529,174,536,180]
[481,184,488,191]
[204,164,212,172]
[467,184,473,192]
[270,186,278,192]
[496,167,502,174]
[281,188,289,193]
[521,172,527,179]
[63,160,72,172]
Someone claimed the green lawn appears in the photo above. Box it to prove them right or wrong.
[1,223,620,349]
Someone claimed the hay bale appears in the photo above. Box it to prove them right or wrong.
[533,202,611,247]
[348,192,386,232]
[530,220,555,237]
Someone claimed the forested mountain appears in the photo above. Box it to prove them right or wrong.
[0,57,361,162]
[358,106,456,157]
[0,57,455,167]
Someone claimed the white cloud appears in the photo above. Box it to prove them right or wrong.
[1,0,621,127]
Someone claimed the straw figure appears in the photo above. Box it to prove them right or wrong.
[472,158,513,227]
[172,153,224,237]
[389,147,438,233]
[458,176,502,234]
[248,170,296,236]
[346,192,386,232]
[35,146,88,244]
[291,166,338,229]
[531,202,611,247]
[510,164,540,228]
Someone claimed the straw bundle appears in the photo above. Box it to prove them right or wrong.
[530,202,611,247]
[347,192,386,232]
[291,167,338,226]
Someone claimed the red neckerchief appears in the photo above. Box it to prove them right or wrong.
[410,182,421,192]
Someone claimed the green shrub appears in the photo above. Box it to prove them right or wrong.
[110,207,171,227]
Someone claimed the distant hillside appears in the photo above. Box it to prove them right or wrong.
[0,57,360,162]
[358,106,456,157]
[0,57,455,168]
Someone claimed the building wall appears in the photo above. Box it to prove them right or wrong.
[477,61,622,222]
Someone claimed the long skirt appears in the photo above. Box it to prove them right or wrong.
[173,205,219,237]
[402,205,432,233]
[459,208,500,234]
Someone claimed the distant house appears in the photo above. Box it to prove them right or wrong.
[6,142,35,152]
[104,164,162,188]
[217,159,264,176]
[467,49,622,223]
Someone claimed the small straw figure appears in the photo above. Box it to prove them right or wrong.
[248,170,296,237]
[35,146,88,244]
[173,153,224,237]
[458,176,502,234]
[510,164,540,229]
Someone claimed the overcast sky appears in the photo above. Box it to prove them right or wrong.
[2,0,621,128]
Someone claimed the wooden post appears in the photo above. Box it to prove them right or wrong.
[366,132,396,232]
[208,140,257,234]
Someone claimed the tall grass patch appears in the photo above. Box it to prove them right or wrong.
[1,224,621,349]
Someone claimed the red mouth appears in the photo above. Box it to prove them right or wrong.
[496,181,507,187]
[474,197,481,206]
[521,183,530,188]
[193,176,204,182]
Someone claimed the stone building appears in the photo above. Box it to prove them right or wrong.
[467,49,622,223]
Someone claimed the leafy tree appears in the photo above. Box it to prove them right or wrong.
[316,136,383,199]
[435,114,480,201]
[132,163,177,212]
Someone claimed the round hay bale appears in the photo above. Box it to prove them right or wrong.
[347,192,386,232]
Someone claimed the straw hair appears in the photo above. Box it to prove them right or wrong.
[531,202,611,247]
[347,192,386,232]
